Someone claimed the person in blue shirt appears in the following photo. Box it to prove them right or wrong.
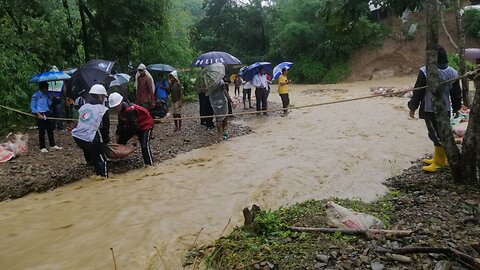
[30,82,62,153]
[155,74,169,103]
[151,74,169,118]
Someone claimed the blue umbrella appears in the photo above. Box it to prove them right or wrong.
[273,62,293,80]
[147,64,176,73]
[192,51,242,67]
[30,71,71,83]
[240,62,273,82]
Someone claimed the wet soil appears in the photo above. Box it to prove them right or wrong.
[201,164,480,270]
[0,102,258,201]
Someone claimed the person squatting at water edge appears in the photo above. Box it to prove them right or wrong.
[109,92,155,166]
[408,44,462,173]
[71,84,110,177]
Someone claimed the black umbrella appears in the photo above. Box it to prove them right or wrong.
[71,59,115,97]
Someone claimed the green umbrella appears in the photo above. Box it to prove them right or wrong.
[195,63,226,95]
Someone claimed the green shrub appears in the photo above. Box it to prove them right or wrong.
[448,54,476,72]
[464,9,480,41]
[179,69,200,102]
[323,62,350,84]
[290,57,327,83]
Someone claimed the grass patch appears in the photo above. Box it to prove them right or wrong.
[188,192,400,269]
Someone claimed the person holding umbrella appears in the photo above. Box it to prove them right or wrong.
[71,84,110,177]
[278,68,292,116]
[30,81,62,153]
[252,67,270,115]
[109,92,154,166]
[169,70,184,133]
[135,64,155,111]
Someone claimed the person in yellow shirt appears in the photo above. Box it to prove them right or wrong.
[278,68,291,116]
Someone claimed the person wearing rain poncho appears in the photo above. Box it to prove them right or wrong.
[408,45,462,173]
[135,64,155,111]
[201,63,234,141]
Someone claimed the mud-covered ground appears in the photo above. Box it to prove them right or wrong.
[0,102,268,201]
[199,164,480,270]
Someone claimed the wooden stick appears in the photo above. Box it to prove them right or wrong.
[287,226,413,237]
[376,247,480,270]
[110,247,118,270]
[183,228,204,270]
[192,227,204,247]
[219,218,231,238]
[153,246,168,270]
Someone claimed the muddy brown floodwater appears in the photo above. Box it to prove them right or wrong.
[0,76,432,270]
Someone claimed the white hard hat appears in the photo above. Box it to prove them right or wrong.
[89,84,108,95]
[108,92,123,108]
[137,63,146,70]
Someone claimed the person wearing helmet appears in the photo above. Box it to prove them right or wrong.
[71,84,110,177]
[109,92,154,166]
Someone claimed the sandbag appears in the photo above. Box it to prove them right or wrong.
[325,201,385,230]
[0,146,15,163]
[105,144,135,159]
[0,133,28,163]
[452,122,468,138]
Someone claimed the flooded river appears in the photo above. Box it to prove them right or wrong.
[0,77,431,269]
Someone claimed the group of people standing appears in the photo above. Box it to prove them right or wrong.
[198,65,292,141]
[30,63,292,178]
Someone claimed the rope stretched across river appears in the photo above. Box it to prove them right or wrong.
[0,69,478,123]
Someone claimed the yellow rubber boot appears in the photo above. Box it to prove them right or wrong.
[422,146,447,172]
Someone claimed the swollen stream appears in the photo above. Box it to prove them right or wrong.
[0,77,431,269]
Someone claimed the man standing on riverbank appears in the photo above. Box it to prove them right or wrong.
[408,45,462,173]
[135,64,155,110]
[252,67,270,115]
[169,70,184,133]
[30,81,62,153]
[278,68,291,116]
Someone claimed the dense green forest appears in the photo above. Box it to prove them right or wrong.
[1,0,479,131]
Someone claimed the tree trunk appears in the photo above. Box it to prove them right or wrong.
[460,70,479,185]
[427,0,464,183]
[62,0,74,29]
[78,0,90,61]
[456,0,470,107]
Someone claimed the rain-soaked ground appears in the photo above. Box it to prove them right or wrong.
[0,76,433,269]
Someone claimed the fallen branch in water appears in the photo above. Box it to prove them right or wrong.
[376,247,480,270]
[287,226,413,238]
[109,248,118,270]
[154,246,168,270]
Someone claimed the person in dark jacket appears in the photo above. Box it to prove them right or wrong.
[109,92,154,166]
[72,84,110,177]
[408,45,462,173]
